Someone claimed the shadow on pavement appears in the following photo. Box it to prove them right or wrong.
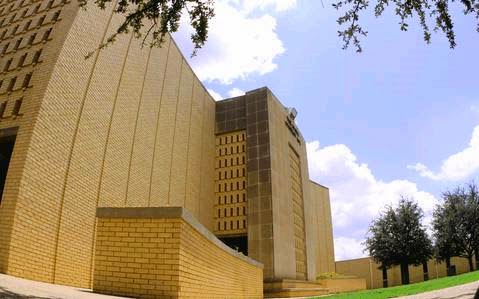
[0,287,61,299]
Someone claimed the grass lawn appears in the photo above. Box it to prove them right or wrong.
[319,270,479,299]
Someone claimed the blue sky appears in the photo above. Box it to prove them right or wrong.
[174,0,479,260]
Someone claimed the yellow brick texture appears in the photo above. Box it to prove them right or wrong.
[94,216,263,299]
[2,0,116,284]
[0,1,216,288]
[0,0,83,276]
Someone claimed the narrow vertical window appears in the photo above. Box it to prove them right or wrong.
[28,33,36,45]
[0,102,5,118]
[9,13,16,24]
[11,25,19,36]
[33,4,40,14]
[13,37,22,50]
[3,58,11,71]
[12,98,22,115]
[22,72,31,88]
[23,20,31,31]
[37,15,45,27]
[51,10,60,22]
[32,49,42,63]
[17,53,26,67]
[42,28,52,41]
[7,77,16,92]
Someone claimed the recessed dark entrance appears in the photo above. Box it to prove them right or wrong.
[219,235,248,256]
[0,131,17,204]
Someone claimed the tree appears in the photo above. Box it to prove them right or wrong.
[434,182,479,272]
[333,0,479,52]
[365,197,433,285]
[432,196,460,272]
[79,0,214,58]
[80,0,478,57]
[364,208,395,287]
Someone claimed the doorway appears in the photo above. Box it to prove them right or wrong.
[219,235,248,256]
[0,133,16,203]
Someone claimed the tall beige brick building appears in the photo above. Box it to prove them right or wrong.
[0,0,335,295]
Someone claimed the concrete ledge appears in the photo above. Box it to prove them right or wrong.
[96,207,262,269]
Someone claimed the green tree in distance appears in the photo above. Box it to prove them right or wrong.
[365,197,433,285]
[433,182,479,272]
[79,0,479,56]
[432,198,460,271]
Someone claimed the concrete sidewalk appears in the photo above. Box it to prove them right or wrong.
[397,280,479,299]
[0,274,127,299]
[1,272,478,299]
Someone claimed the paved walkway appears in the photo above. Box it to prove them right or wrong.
[397,280,479,299]
[0,274,127,299]
[1,273,478,299]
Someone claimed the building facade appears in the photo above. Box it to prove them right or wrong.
[0,0,335,291]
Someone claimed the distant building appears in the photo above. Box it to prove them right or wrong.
[336,256,477,289]
[0,0,335,297]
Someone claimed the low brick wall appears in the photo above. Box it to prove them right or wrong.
[336,256,477,289]
[318,277,366,293]
[93,207,263,298]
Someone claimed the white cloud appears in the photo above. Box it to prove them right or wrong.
[175,0,286,84]
[471,105,479,114]
[307,141,438,261]
[227,87,245,98]
[207,89,223,101]
[237,0,297,12]
[334,237,367,261]
[407,125,479,181]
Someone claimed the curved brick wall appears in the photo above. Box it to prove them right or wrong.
[93,207,263,299]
